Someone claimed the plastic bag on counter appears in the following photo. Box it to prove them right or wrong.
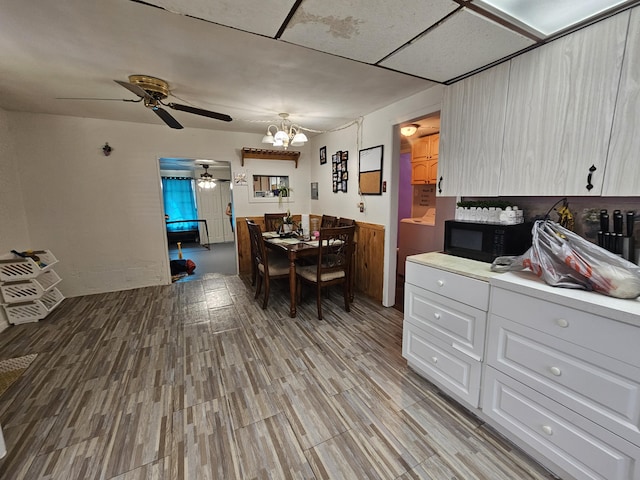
[491,220,640,299]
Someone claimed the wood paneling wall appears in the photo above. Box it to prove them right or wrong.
[352,221,384,302]
[236,215,385,303]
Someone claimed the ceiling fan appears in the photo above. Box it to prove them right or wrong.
[62,75,232,129]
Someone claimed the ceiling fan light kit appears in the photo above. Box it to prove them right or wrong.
[261,113,308,149]
[197,164,216,189]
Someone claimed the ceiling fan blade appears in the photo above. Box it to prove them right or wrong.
[56,97,141,103]
[153,107,183,129]
[114,79,151,99]
[167,103,232,122]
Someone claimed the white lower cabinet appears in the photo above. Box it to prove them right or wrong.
[483,366,640,480]
[403,321,482,407]
[403,257,640,480]
[486,312,640,447]
[403,260,489,409]
[485,280,640,480]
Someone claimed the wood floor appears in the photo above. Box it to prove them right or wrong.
[0,274,557,479]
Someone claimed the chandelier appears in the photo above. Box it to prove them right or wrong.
[197,164,216,189]
[261,113,308,150]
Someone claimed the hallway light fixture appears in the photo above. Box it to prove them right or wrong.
[400,124,419,137]
[261,113,308,150]
[197,164,216,189]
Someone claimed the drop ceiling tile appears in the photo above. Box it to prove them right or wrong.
[141,0,297,37]
[380,8,536,82]
[280,0,459,63]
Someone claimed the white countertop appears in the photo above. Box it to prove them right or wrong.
[406,252,500,282]
[406,252,640,327]
[491,270,640,327]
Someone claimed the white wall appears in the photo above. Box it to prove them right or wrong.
[0,109,29,252]
[4,111,310,297]
[310,85,445,306]
[0,109,30,331]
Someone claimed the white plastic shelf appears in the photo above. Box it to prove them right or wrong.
[2,287,64,325]
[0,251,58,282]
[0,270,62,304]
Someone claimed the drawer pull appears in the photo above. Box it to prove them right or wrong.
[433,312,441,320]
[436,280,445,287]
[431,356,438,364]
[556,318,569,328]
[550,366,562,376]
[542,425,553,436]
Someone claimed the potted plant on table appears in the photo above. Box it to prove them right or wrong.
[279,209,297,234]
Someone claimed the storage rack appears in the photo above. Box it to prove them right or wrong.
[0,250,64,325]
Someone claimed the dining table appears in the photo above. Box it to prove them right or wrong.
[263,232,356,318]
[263,232,319,317]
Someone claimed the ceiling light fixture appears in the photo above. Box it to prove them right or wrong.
[472,0,634,37]
[261,113,308,150]
[197,164,216,189]
[400,124,419,137]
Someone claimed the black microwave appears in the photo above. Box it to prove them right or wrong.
[444,220,533,263]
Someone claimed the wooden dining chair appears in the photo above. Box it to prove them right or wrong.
[321,214,338,228]
[247,220,290,309]
[264,213,287,232]
[337,217,355,226]
[296,225,355,320]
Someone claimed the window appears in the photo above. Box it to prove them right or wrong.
[161,177,198,231]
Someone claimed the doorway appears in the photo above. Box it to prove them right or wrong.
[394,112,441,311]
[159,157,237,281]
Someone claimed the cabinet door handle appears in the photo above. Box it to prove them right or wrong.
[437,176,443,194]
[556,318,569,328]
[542,425,553,436]
[436,280,445,287]
[586,165,596,191]
[550,366,562,376]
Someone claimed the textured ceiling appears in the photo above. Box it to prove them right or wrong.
[0,0,636,135]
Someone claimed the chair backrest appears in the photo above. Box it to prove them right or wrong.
[321,214,338,228]
[247,220,268,275]
[316,225,355,281]
[264,213,286,232]
[337,217,355,226]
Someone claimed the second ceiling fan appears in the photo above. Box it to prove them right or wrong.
[113,75,232,129]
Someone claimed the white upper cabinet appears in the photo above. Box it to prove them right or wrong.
[499,12,628,196]
[603,8,640,196]
[439,62,510,197]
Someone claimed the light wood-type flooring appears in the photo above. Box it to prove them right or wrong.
[0,273,557,479]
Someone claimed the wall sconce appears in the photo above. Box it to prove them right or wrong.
[102,143,113,156]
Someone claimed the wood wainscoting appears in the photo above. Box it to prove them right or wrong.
[236,216,384,303]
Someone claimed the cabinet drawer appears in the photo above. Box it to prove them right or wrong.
[405,262,490,310]
[404,283,486,360]
[403,322,481,408]
[487,314,640,446]
[491,287,640,367]
[483,367,640,480]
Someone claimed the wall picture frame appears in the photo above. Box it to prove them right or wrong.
[320,146,327,165]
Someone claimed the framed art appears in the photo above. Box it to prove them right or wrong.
[358,145,383,195]
[320,146,327,165]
